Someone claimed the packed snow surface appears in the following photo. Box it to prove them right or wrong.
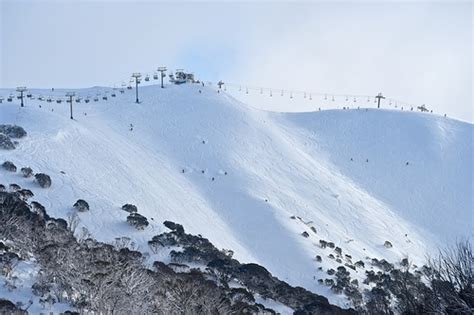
[0,84,472,307]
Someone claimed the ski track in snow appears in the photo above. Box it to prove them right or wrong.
[0,84,472,308]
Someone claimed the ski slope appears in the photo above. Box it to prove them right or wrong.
[0,84,472,307]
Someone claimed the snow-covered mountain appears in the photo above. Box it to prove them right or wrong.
[0,83,472,309]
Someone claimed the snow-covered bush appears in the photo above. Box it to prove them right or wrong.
[20,167,33,178]
[17,189,34,200]
[0,133,15,150]
[2,161,17,172]
[0,125,27,138]
[35,173,51,188]
[121,203,137,213]
[9,184,21,191]
[73,199,89,212]
[127,213,149,230]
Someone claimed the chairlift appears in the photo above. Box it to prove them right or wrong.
[26,93,32,98]
[270,90,272,97]
[56,99,62,104]
[75,98,81,103]
[0,97,3,103]
[38,95,44,101]
[153,72,159,80]
[246,88,248,94]
[145,74,150,82]
[290,92,293,99]
[111,92,116,97]
[7,94,13,102]
[304,92,307,99]
[85,97,90,103]
[353,97,357,103]
[127,85,132,90]
[345,96,349,102]
[309,94,312,100]
[332,95,335,102]
[324,94,328,100]
[281,90,284,96]
[260,88,263,94]
[102,95,108,100]
[367,96,370,102]
[47,97,52,103]
[94,96,99,102]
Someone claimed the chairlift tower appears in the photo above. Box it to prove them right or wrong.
[66,92,75,119]
[132,73,142,103]
[157,67,167,88]
[16,87,27,107]
[217,80,224,89]
[376,93,385,109]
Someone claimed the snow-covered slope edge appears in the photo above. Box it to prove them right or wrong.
[0,84,472,308]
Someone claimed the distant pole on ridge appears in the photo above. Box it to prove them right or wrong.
[217,80,224,89]
[16,87,27,107]
[66,92,75,119]
[132,73,142,103]
[376,93,385,109]
[157,67,167,88]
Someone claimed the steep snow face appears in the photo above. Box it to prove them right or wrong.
[0,84,472,307]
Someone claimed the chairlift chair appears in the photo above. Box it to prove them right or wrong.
[324,94,328,100]
[56,99,62,104]
[145,74,150,82]
[332,95,335,102]
[85,97,90,103]
[102,95,108,100]
[0,97,3,103]
[153,72,159,80]
[47,97,52,103]
[94,96,99,102]
[7,94,13,102]
[27,93,32,98]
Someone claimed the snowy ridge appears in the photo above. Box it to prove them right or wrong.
[0,84,472,307]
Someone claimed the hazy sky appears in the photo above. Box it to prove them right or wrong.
[1,0,472,121]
